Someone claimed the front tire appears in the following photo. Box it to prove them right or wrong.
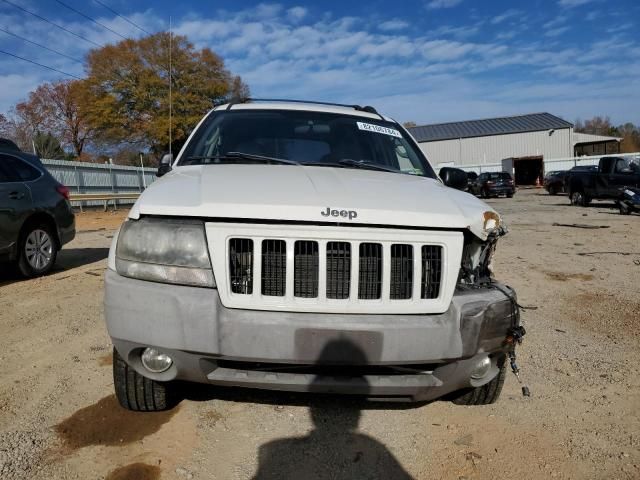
[113,348,177,411]
[619,202,630,215]
[452,355,507,406]
[17,224,57,278]
[548,184,557,195]
[570,191,590,207]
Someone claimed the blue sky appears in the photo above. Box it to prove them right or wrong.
[0,0,638,125]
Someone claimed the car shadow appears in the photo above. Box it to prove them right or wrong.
[55,247,110,270]
[543,201,618,208]
[181,381,429,412]
[0,247,109,286]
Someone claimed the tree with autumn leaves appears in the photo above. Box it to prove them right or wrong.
[2,32,248,162]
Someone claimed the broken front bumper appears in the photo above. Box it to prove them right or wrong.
[104,270,518,401]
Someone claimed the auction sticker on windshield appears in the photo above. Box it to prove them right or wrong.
[357,122,402,138]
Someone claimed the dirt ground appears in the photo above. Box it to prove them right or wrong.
[0,190,638,480]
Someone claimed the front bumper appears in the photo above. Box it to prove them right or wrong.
[488,186,515,196]
[104,270,518,401]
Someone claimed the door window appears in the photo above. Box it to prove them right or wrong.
[0,163,9,182]
[0,154,41,182]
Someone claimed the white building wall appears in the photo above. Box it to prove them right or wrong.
[419,128,573,169]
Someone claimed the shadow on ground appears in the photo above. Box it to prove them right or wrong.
[0,247,108,286]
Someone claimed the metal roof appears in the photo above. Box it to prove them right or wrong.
[408,112,573,143]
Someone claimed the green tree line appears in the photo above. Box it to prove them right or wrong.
[0,32,249,165]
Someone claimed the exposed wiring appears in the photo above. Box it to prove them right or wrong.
[0,26,83,64]
[54,0,128,40]
[0,48,82,79]
[0,0,103,47]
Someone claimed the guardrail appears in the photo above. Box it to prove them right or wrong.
[69,192,141,212]
[41,158,156,208]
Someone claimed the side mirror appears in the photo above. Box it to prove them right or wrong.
[439,167,468,191]
[156,153,173,177]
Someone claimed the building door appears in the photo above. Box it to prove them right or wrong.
[513,156,543,185]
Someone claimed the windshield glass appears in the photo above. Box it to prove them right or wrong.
[487,172,512,180]
[617,157,640,172]
[178,109,436,178]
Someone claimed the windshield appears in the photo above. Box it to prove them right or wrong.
[616,157,640,173]
[487,172,512,181]
[178,109,436,178]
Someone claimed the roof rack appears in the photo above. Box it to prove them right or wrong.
[222,98,384,120]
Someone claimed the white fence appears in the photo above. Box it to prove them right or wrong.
[41,158,157,207]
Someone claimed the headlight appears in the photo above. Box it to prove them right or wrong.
[115,217,215,288]
[483,211,501,232]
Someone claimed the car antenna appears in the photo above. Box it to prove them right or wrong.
[168,15,172,159]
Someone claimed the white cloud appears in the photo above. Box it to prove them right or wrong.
[425,0,463,10]
[491,9,521,25]
[429,24,481,39]
[544,26,570,37]
[585,11,599,21]
[558,0,596,7]
[254,3,283,19]
[379,19,409,31]
[287,6,307,22]
[543,15,566,29]
[0,2,638,126]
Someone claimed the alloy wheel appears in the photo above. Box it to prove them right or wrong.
[25,229,53,270]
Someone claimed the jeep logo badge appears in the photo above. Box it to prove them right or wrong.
[321,207,358,220]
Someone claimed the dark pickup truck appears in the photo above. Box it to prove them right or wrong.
[567,156,640,206]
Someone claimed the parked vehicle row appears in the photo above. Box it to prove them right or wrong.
[456,170,515,199]
[567,156,640,207]
[0,141,75,277]
[543,165,598,195]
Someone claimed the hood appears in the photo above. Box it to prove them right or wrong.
[130,165,497,240]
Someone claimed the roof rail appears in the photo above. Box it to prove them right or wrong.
[220,98,384,119]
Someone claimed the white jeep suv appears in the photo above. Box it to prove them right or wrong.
[104,100,522,411]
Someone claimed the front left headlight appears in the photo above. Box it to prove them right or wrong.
[115,217,215,288]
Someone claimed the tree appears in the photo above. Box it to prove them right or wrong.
[403,121,417,128]
[617,122,640,153]
[84,32,249,154]
[14,80,94,158]
[574,116,616,136]
[1,107,36,152]
[33,131,66,159]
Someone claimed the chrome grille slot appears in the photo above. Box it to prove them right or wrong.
[229,238,253,294]
[421,245,442,299]
[294,241,319,298]
[261,239,286,296]
[358,243,382,299]
[326,241,351,299]
[390,244,413,300]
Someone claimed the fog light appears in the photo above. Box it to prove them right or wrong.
[141,348,173,373]
[471,356,492,379]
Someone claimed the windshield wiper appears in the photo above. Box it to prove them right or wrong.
[184,152,300,165]
[336,158,400,174]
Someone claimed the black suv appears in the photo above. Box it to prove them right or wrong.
[0,141,75,277]
[470,172,515,198]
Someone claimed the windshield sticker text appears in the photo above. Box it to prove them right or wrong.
[356,122,402,138]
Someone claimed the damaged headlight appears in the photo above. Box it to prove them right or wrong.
[459,223,506,285]
[483,211,502,233]
[115,217,215,288]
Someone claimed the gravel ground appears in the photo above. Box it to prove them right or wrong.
[0,190,638,480]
